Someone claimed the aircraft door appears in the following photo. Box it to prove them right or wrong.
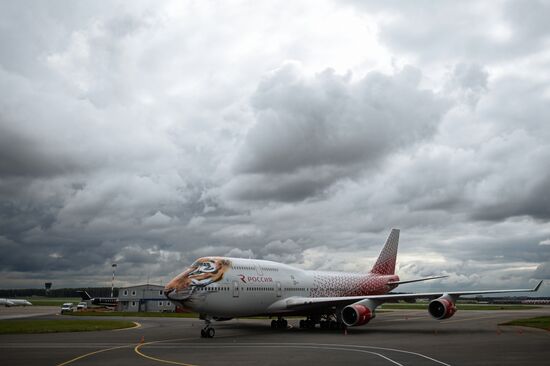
[276,281,282,297]
[233,281,239,297]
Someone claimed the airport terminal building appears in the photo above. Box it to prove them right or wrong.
[117,284,175,312]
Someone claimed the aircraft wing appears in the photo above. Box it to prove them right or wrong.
[270,280,543,311]
[387,275,448,285]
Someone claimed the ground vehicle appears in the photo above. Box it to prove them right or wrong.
[76,302,87,311]
[60,303,74,313]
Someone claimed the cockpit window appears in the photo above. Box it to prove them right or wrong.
[189,259,218,275]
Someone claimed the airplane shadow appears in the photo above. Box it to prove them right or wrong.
[213,321,499,336]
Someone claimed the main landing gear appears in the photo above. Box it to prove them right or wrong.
[271,317,288,329]
[200,319,215,338]
[299,318,316,329]
[299,315,346,330]
[319,319,345,330]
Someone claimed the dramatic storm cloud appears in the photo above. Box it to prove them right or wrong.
[0,0,549,295]
[226,63,448,201]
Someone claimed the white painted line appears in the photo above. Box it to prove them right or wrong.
[142,342,451,365]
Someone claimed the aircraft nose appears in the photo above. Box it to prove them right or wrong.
[163,288,174,298]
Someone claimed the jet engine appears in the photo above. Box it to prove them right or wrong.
[428,295,457,320]
[341,300,377,327]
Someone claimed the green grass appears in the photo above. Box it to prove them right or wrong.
[500,316,550,331]
[22,297,81,306]
[380,303,539,310]
[0,319,136,334]
[65,311,199,318]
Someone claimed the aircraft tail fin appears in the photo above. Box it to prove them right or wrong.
[371,228,400,275]
[77,290,92,300]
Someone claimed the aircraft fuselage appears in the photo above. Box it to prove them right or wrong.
[164,257,398,317]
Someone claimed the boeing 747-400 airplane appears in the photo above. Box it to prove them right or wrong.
[164,229,543,338]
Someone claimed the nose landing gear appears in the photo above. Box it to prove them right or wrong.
[299,315,344,330]
[200,319,215,338]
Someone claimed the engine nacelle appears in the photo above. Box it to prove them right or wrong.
[341,304,374,327]
[428,295,457,320]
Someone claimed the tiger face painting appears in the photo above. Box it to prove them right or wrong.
[164,257,231,300]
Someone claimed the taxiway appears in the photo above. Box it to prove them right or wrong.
[1,307,548,365]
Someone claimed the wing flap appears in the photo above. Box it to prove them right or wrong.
[388,275,448,285]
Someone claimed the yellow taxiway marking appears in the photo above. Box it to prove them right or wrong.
[55,335,193,366]
[135,340,198,366]
[56,322,143,364]
[134,333,243,366]
[56,344,130,366]
[113,321,141,331]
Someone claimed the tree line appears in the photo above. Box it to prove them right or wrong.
[0,287,119,298]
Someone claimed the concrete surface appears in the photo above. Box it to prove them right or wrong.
[0,305,59,320]
[1,307,549,365]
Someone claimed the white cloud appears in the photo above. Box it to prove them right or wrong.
[0,0,548,295]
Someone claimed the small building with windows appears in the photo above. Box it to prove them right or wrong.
[117,284,175,312]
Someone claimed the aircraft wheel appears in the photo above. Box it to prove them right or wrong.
[271,320,277,329]
[207,328,215,338]
[200,329,206,338]
[282,319,288,328]
[299,320,305,328]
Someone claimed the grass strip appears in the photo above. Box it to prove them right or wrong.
[0,319,136,334]
[500,316,550,331]
[65,311,199,318]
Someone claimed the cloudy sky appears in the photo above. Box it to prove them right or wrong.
[1,0,549,295]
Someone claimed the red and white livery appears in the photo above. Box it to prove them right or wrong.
[164,229,543,338]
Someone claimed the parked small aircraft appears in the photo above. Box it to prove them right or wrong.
[76,290,118,308]
[0,298,32,307]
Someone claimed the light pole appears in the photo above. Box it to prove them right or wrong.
[111,263,117,298]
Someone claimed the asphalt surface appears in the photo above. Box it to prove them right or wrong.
[1,306,549,365]
[0,305,60,320]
